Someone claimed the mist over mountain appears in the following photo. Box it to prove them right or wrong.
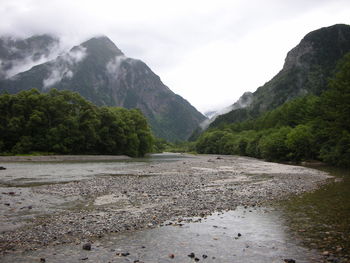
[210,24,350,128]
[0,34,60,79]
[0,35,206,141]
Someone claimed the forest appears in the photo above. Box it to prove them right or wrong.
[195,53,350,167]
[0,89,154,157]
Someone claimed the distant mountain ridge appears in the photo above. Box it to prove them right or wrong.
[0,35,206,141]
[0,34,60,79]
[211,24,350,128]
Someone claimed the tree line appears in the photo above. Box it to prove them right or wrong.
[0,89,154,157]
[195,53,350,167]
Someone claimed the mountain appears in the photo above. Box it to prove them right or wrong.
[0,36,206,141]
[211,24,350,128]
[0,34,60,79]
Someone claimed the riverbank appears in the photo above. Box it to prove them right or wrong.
[0,154,332,255]
[0,155,131,162]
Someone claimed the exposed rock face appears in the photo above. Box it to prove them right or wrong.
[200,91,253,130]
[0,36,206,141]
[211,24,350,128]
[231,91,253,110]
[0,34,60,79]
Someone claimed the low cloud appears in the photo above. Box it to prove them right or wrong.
[106,55,129,80]
[0,36,61,79]
[43,46,87,89]
[200,92,253,129]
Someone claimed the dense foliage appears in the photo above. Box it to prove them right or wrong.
[210,24,350,129]
[196,53,350,166]
[0,89,154,157]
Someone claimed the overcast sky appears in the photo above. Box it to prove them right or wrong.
[1,0,350,113]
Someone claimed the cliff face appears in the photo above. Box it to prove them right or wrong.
[0,36,206,141]
[210,24,350,128]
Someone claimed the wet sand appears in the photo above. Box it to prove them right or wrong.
[0,154,332,256]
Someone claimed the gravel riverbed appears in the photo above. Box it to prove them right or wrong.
[0,154,331,255]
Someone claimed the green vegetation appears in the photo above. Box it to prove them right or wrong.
[195,53,350,167]
[211,24,350,129]
[0,89,153,157]
[152,138,196,153]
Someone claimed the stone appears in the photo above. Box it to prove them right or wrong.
[284,259,296,263]
[188,252,195,258]
[82,243,91,251]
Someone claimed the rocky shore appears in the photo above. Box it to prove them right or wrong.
[0,154,331,254]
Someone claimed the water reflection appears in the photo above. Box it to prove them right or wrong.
[281,166,350,262]
[1,207,321,263]
[0,153,193,186]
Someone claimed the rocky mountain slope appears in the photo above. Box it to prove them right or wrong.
[0,36,206,141]
[211,24,350,128]
[0,34,60,79]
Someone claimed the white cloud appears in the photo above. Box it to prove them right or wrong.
[0,0,350,112]
[0,35,62,79]
[43,46,87,89]
[106,55,128,80]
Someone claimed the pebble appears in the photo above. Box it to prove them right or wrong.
[0,154,331,255]
[82,243,91,251]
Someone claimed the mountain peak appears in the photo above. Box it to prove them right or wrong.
[80,36,124,56]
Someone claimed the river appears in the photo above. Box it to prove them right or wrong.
[0,154,348,262]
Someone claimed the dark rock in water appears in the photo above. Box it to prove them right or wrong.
[169,253,175,258]
[188,252,195,258]
[82,243,91,251]
[117,252,130,257]
[284,259,296,263]
[40,258,46,262]
[202,254,208,258]
[81,257,88,261]
[237,233,242,237]
[0,166,6,170]
[194,257,200,261]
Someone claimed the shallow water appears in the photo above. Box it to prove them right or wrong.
[0,153,192,187]
[1,156,349,262]
[0,207,322,263]
[281,166,350,261]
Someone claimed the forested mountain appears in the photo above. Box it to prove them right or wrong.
[211,24,350,128]
[0,36,206,141]
[195,30,350,166]
[0,89,153,157]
